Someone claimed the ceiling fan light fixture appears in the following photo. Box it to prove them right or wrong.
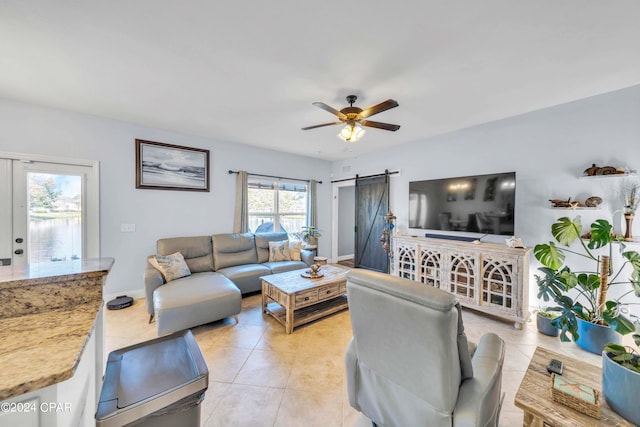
[338,122,366,143]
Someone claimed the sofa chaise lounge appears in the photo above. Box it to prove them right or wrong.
[145,231,314,335]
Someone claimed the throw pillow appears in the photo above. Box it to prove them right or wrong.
[289,240,302,261]
[268,240,290,262]
[149,252,192,282]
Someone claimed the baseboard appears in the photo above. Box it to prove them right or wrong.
[104,288,145,303]
[337,254,354,262]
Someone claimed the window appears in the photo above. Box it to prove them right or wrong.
[248,178,308,238]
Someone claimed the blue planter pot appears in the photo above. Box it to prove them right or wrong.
[536,313,559,337]
[574,318,620,355]
[602,351,640,426]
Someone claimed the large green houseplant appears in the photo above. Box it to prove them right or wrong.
[534,216,640,350]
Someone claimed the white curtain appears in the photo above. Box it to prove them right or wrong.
[308,179,317,227]
[233,170,248,233]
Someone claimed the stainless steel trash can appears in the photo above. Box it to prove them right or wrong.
[95,330,208,427]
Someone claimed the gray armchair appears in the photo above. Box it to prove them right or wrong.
[345,269,505,427]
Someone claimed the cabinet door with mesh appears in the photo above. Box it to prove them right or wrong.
[446,251,478,303]
[394,242,417,280]
[419,247,442,288]
[480,255,517,315]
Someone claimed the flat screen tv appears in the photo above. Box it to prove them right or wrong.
[409,172,516,236]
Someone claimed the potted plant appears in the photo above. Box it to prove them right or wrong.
[534,216,640,354]
[536,309,560,337]
[301,226,321,247]
[602,334,640,425]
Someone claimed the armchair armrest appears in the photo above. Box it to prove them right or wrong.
[345,337,360,411]
[144,256,165,315]
[453,333,505,427]
[300,249,315,266]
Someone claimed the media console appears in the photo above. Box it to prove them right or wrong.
[392,235,530,328]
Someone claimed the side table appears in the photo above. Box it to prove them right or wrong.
[514,346,633,426]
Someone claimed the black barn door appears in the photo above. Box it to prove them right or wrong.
[354,173,389,273]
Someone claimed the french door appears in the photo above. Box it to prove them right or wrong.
[0,157,99,267]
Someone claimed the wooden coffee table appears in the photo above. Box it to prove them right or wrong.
[514,346,633,426]
[261,265,349,333]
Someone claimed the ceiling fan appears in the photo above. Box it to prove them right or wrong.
[302,95,400,142]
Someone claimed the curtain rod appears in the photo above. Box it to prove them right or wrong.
[228,170,322,184]
[331,169,399,183]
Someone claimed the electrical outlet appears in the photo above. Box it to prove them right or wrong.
[120,224,136,233]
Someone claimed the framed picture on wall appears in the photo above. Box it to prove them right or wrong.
[135,139,210,191]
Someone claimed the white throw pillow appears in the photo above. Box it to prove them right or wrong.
[268,240,290,262]
[289,241,302,261]
[149,252,192,282]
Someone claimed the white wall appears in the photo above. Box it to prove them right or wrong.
[0,99,333,297]
[332,84,640,315]
[3,84,640,316]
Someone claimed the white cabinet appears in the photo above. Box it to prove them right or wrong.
[393,236,531,328]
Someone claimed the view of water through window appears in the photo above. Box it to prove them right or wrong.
[27,172,82,263]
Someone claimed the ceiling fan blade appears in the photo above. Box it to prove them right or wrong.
[360,120,401,131]
[301,122,343,130]
[357,99,399,119]
[312,102,347,120]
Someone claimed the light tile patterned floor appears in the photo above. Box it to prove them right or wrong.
[105,292,604,427]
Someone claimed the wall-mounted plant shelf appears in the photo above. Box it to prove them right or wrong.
[549,206,600,210]
[578,171,637,180]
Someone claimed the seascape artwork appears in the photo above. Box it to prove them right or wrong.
[136,140,209,191]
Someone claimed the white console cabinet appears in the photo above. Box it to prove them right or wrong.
[393,235,531,328]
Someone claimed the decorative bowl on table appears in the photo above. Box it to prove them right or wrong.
[301,264,324,278]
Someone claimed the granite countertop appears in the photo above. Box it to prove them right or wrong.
[0,258,114,400]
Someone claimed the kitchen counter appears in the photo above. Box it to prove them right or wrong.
[0,258,114,400]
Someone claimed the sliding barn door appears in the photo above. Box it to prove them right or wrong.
[354,174,389,273]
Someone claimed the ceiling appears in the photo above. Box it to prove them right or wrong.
[1,1,639,161]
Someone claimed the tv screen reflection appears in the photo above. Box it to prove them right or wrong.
[409,172,515,235]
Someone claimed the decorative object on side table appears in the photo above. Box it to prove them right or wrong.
[301,225,321,248]
[313,256,328,265]
[550,373,600,418]
[534,216,640,354]
[602,336,640,426]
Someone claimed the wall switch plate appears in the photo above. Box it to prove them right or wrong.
[120,224,136,232]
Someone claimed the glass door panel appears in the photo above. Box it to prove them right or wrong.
[10,160,97,266]
[27,172,83,263]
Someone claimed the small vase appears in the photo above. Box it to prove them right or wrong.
[624,213,634,241]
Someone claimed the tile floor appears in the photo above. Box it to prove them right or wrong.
[105,291,606,427]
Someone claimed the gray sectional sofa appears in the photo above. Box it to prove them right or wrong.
[145,231,314,335]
